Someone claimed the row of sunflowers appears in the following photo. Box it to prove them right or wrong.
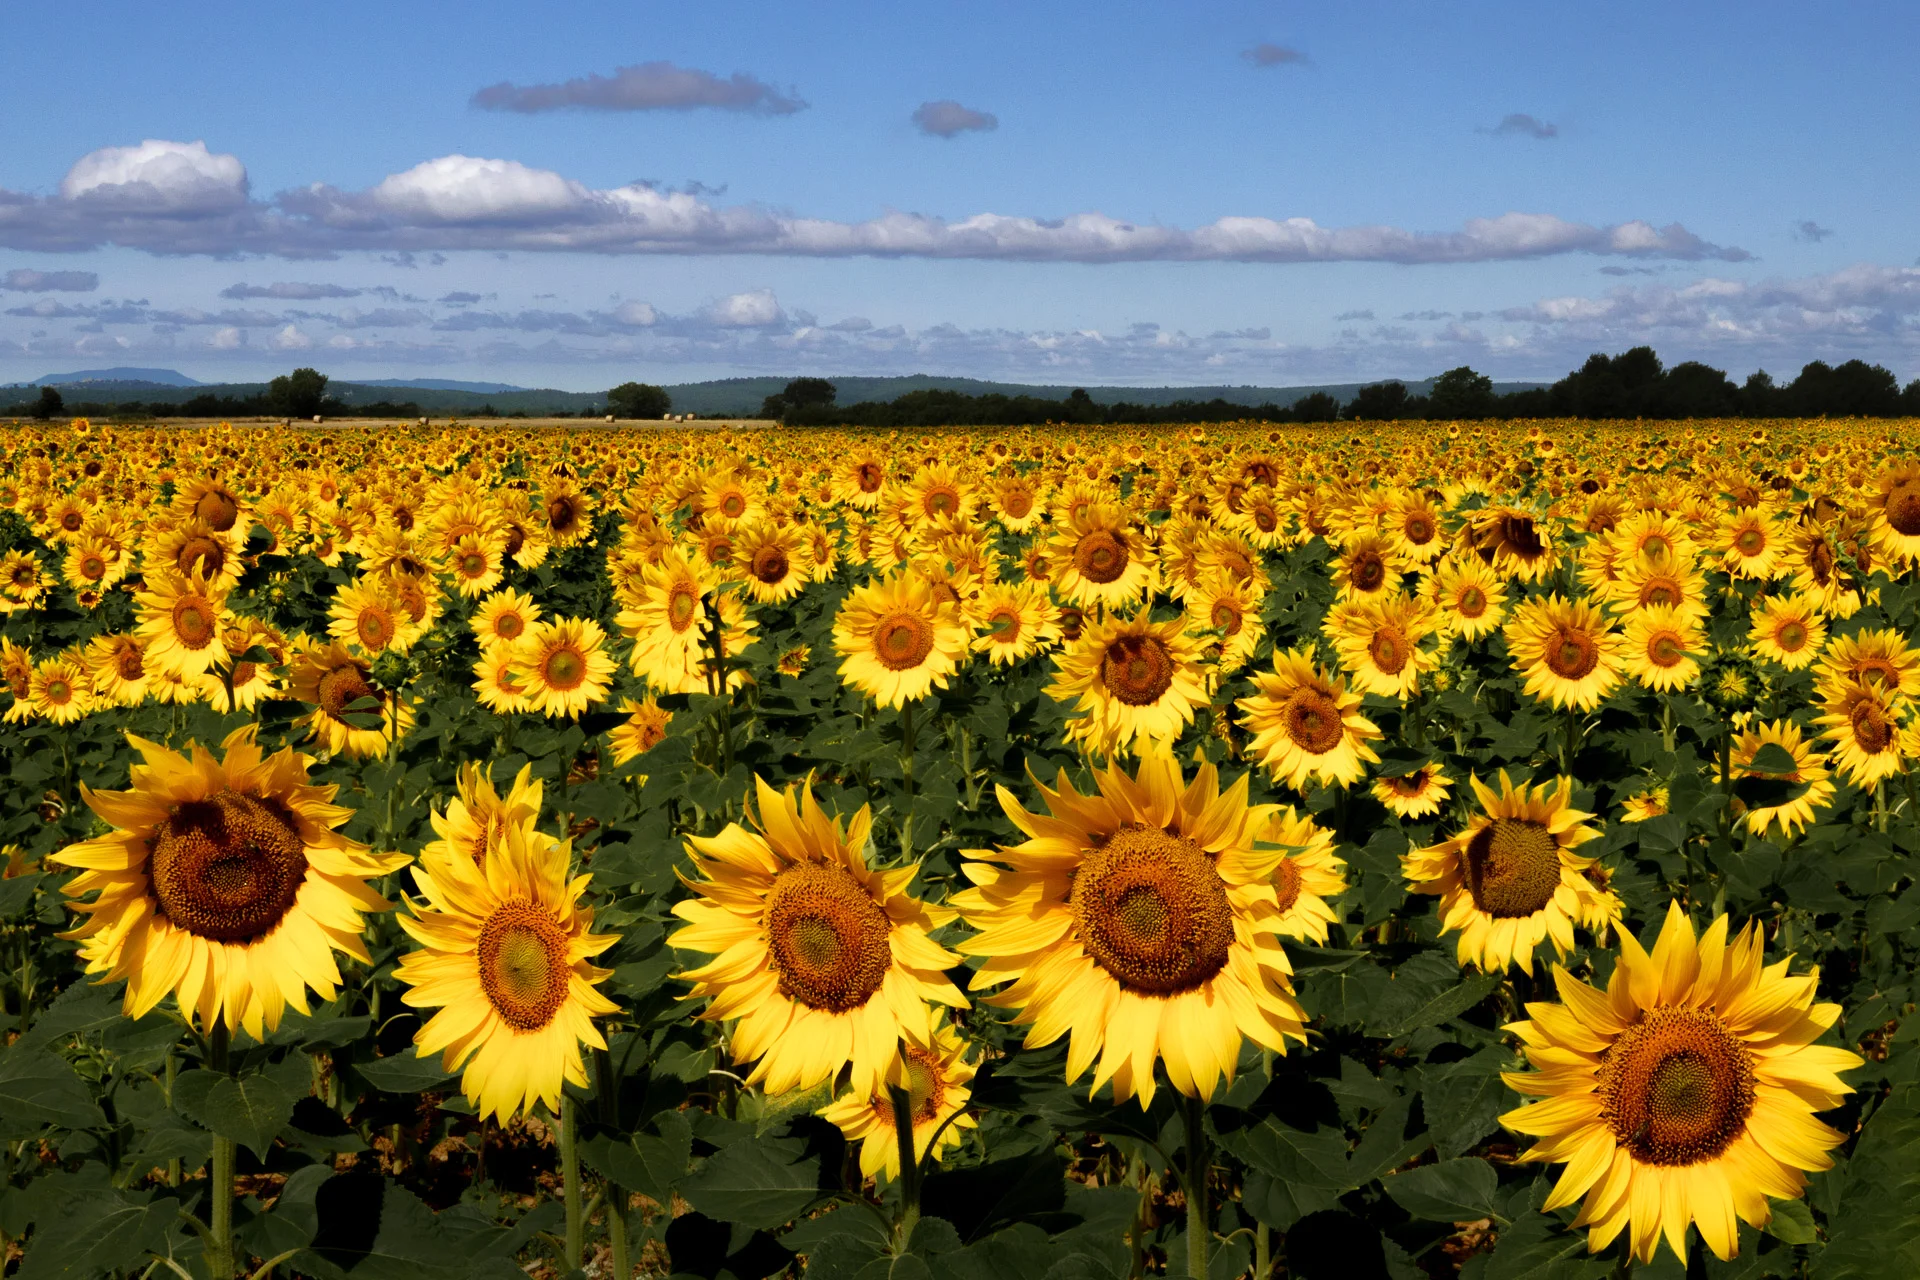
[0,416,1917,1279]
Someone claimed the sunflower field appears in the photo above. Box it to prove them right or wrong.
[2,417,1920,1280]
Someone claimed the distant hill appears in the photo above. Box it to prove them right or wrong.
[6,371,1549,417]
[29,367,204,387]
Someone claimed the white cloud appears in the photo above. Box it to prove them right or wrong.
[208,326,243,349]
[700,288,785,327]
[271,323,312,350]
[912,101,998,137]
[60,139,248,213]
[0,141,1753,265]
[611,300,658,326]
[471,61,806,115]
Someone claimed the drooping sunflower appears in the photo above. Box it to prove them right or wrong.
[670,777,964,1096]
[818,1011,978,1183]
[511,616,617,719]
[1502,902,1862,1264]
[51,726,408,1036]
[1746,594,1826,670]
[1403,772,1611,974]
[832,571,970,709]
[422,761,546,868]
[287,639,414,758]
[84,633,149,707]
[396,821,618,1123]
[954,751,1309,1108]
[1371,763,1454,819]
[1236,647,1381,790]
[1622,605,1704,692]
[471,643,533,714]
[1728,719,1834,838]
[1047,609,1208,758]
[1466,505,1559,582]
[1812,679,1909,790]
[970,580,1061,665]
[1505,595,1626,712]
[1254,806,1349,945]
[608,695,672,766]
[133,569,231,679]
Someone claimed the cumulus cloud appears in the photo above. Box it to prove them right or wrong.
[271,323,311,350]
[1792,220,1834,243]
[1484,114,1558,140]
[1244,43,1307,67]
[221,281,361,299]
[700,288,785,327]
[912,100,998,137]
[3,269,98,292]
[60,139,249,212]
[611,300,658,326]
[0,141,1753,268]
[208,327,244,350]
[471,61,805,114]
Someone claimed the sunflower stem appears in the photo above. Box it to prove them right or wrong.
[1874,780,1888,834]
[900,700,918,797]
[560,1092,583,1272]
[1183,1092,1211,1280]
[890,1083,921,1248]
[207,1020,236,1280]
[1254,1221,1271,1279]
[1660,699,1675,755]
[165,1047,181,1188]
[594,1046,630,1278]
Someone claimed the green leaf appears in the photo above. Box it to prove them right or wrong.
[1212,1114,1352,1190]
[172,1058,306,1160]
[15,1189,174,1280]
[1371,971,1501,1038]
[1763,1197,1817,1245]
[678,1129,827,1229]
[354,1051,457,1093]
[1749,742,1800,774]
[1384,1158,1503,1222]
[0,1049,106,1137]
[1812,1083,1920,1277]
[578,1110,692,1206]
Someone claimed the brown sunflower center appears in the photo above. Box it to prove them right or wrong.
[986,607,1022,642]
[149,790,309,943]
[718,492,747,520]
[856,463,884,494]
[1639,577,1682,609]
[1252,505,1278,533]
[1601,1007,1755,1166]
[1284,688,1346,754]
[1852,698,1893,754]
[543,646,587,690]
[1001,488,1033,518]
[1735,528,1765,556]
[547,494,581,533]
[195,489,240,531]
[667,584,700,631]
[1776,621,1807,652]
[1457,586,1488,618]
[874,1043,945,1126]
[1463,818,1561,918]
[764,863,892,1012]
[1404,513,1435,545]
[494,611,527,642]
[79,553,107,581]
[1349,551,1386,592]
[1071,823,1232,994]
[1498,515,1545,560]
[1210,602,1243,636]
[1271,857,1302,914]
[459,551,489,577]
[1101,634,1174,706]
[1886,485,1920,537]
[1369,625,1409,675]
[172,596,217,650]
[113,643,144,681]
[178,537,225,580]
[1546,626,1600,680]
[1075,530,1129,584]
[356,607,395,650]
[751,545,790,584]
[924,485,960,517]
[476,900,571,1030]
[873,611,936,672]
[1648,632,1686,668]
[316,665,377,717]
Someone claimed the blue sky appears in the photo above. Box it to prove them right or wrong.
[2,0,1916,391]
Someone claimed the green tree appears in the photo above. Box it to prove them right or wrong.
[1345,381,1408,421]
[1289,391,1341,422]
[762,377,837,423]
[1428,366,1495,419]
[32,385,64,421]
[607,382,671,419]
[268,367,329,418]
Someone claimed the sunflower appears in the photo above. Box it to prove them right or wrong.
[1403,772,1611,974]
[1811,680,1908,791]
[1728,720,1834,838]
[511,617,617,719]
[1746,594,1827,670]
[1183,572,1263,676]
[133,569,231,679]
[954,751,1309,1108]
[608,696,672,766]
[1718,508,1784,580]
[1609,555,1710,622]
[616,547,717,677]
[446,532,506,598]
[671,777,964,1095]
[0,550,47,612]
[1505,596,1626,712]
[1047,504,1157,611]
[734,519,814,604]
[1047,609,1207,758]
[287,640,414,758]
[832,571,969,708]
[1372,764,1454,819]
[1325,592,1441,700]
[833,451,889,510]
[1866,462,1920,563]
[1814,627,1920,699]
[988,474,1045,532]
[1384,490,1447,564]
[901,463,972,526]
[84,633,149,707]
[1622,605,1704,692]
[1330,532,1405,601]
[1236,647,1381,790]
[1619,786,1669,822]
[1467,506,1559,582]
[29,655,90,724]
[776,644,812,677]
[819,1011,977,1183]
[541,479,594,547]
[473,588,541,649]
[51,726,408,1036]
[1425,555,1509,642]
[422,762,546,868]
[396,821,618,1123]
[471,643,533,714]
[1501,902,1862,1264]
[971,580,1061,665]
[1254,806,1349,944]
